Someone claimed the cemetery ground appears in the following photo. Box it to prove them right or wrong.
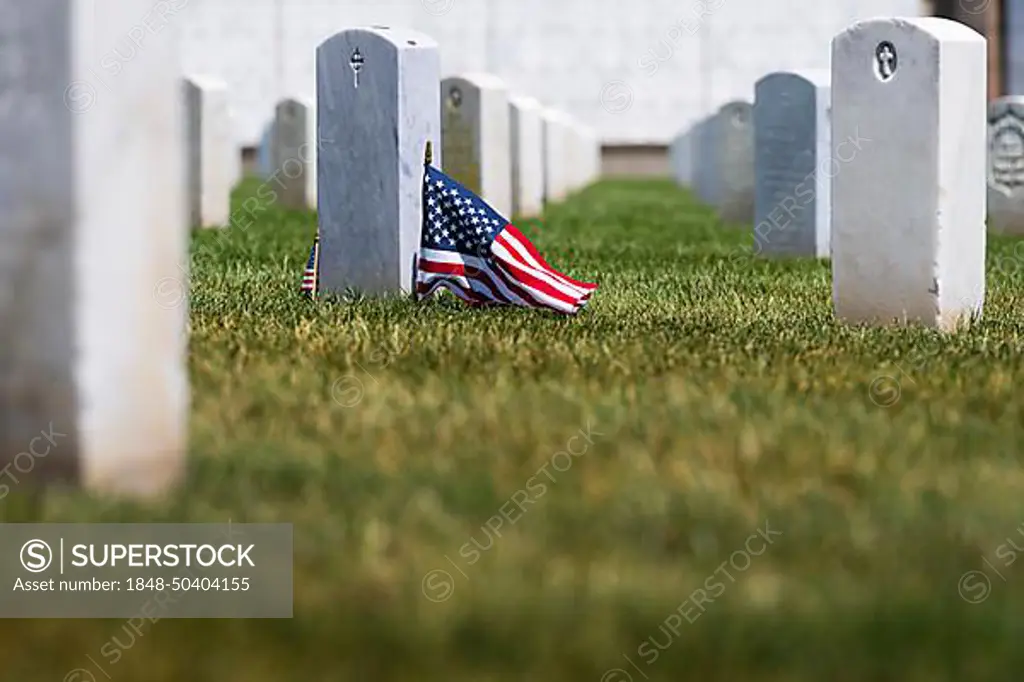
[4,178,1024,680]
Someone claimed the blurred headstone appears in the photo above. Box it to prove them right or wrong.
[0,0,187,497]
[987,96,1024,234]
[441,73,512,217]
[183,74,232,228]
[541,108,571,203]
[831,17,985,330]
[271,96,316,210]
[697,101,754,224]
[317,27,440,295]
[754,70,831,257]
[509,94,544,217]
[256,120,275,179]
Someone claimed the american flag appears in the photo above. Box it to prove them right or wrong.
[300,236,319,297]
[416,164,596,313]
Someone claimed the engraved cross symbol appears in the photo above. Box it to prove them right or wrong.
[349,48,365,88]
[876,42,896,80]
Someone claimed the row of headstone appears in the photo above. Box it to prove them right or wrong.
[251,97,318,211]
[313,27,601,297]
[672,18,986,331]
[671,102,754,225]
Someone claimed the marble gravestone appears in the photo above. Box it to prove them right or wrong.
[183,75,233,228]
[317,27,440,295]
[987,96,1024,235]
[568,121,600,190]
[509,94,544,217]
[441,73,512,217]
[271,96,316,210]
[754,70,831,257]
[541,108,570,203]
[832,18,985,331]
[0,0,186,497]
[562,116,582,192]
[697,101,754,224]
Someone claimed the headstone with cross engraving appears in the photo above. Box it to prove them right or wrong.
[509,94,544,217]
[271,96,316,210]
[695,101,755,224]
[753,69,831,257]
[183,74,233,228]
[987,96,1024,234]
[831,18,986,331]
[317,27,440,295]
[0,0,187,497]
[441,73,512,218]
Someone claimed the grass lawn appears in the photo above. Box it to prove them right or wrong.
[3,178,1024,680]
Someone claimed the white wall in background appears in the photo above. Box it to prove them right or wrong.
[178,0,923,146]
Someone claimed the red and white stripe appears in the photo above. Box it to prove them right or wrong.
[416,224,596,314]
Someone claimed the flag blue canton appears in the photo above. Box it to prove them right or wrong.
[421,165,506,254]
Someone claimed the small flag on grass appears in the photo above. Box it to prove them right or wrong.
[415,144,596,314]
[300,235,319,298]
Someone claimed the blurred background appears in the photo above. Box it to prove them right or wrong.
[180,0,1007,176]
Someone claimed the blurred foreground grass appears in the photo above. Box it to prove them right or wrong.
[3,178,1024,680]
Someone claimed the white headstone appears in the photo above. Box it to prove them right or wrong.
[697,101,754,224]
[441,73,512,217]
[562,115,583,192]
[831,17,986,330]
[509,94,544,218]
[183,75,233,228]
[0,0,186,496]
[987,96,1024,234]
[754,70,831,257]
[541,108,571,203]
[271,96,316,210]
[566,120,600,190]
[317,27,440,295]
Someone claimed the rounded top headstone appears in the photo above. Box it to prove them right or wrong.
[718,100,751,126]
[832,16,984,46]
[756,69,830,89]
[318,26,439,53]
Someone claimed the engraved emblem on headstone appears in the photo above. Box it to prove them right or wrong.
[448,86,462,108]
[349,48,364,88]
[989,111,1024,192]
[874,41,896,81]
